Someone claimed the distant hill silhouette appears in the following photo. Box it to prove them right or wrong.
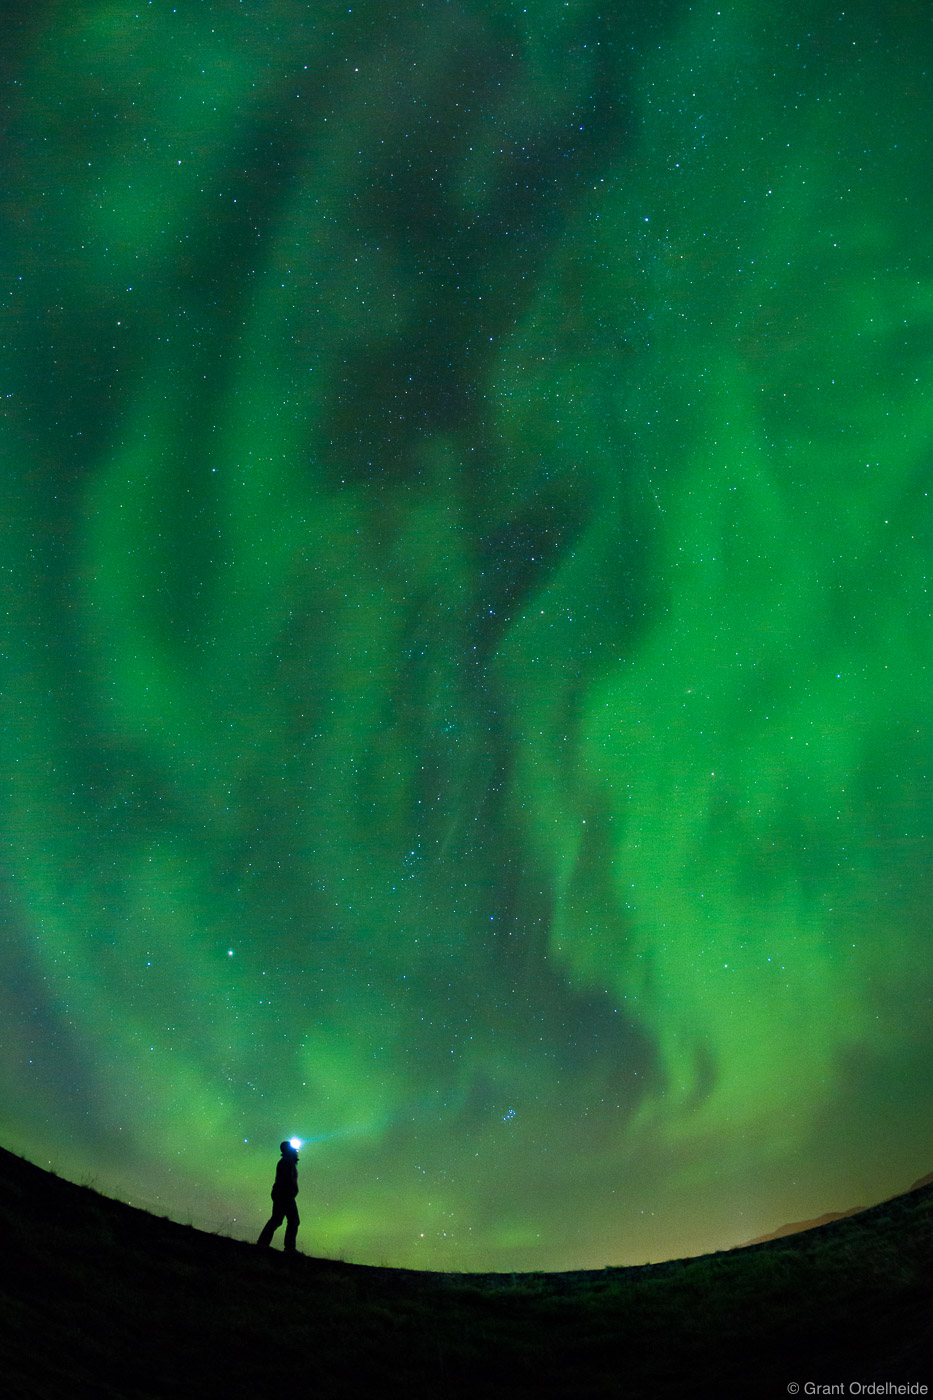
[742,1168,933,1245]
[742,1205,869,1245]
[1,1143,932,1399]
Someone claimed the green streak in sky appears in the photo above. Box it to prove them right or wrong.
[2,0,933,1270]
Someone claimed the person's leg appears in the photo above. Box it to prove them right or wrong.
[283,1200,300,1251]
[257,1203,285,1246]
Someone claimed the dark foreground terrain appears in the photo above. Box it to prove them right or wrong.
[1,1145,931,1399]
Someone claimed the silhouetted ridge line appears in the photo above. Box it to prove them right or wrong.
[2,1144,932,1399]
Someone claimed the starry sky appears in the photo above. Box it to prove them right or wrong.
[2,0,933,1272]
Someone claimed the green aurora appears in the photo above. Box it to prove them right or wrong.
[3,0,933,1270]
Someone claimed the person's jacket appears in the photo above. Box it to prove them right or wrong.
[272,1156,298,1199]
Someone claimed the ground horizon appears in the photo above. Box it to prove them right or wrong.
[2,1140,931,1398]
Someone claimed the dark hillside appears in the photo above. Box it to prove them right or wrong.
[1,1145,931,1399]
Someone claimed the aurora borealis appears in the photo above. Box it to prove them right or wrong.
[3,0,933,1272]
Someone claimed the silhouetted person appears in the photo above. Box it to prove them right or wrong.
[257,1141,300,1251]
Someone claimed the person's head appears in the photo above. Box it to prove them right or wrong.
[280,1140,297,1158]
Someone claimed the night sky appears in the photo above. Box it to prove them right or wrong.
[3,0,933,1272]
